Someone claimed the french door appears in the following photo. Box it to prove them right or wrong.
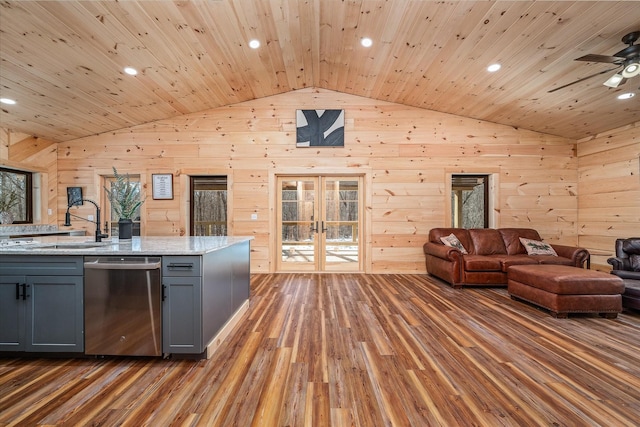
[277,176,362,272]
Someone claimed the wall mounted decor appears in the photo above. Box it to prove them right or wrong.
[152,174,173,200]
[67,186,83,206]
[296,109,344,147]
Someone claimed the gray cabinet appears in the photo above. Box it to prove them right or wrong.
[162,256,203,354]
[0,256,84,352]
[162,242,250,356]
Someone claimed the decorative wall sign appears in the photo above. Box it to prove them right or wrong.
[152,174,174,200]
[67,186,83,206]
[296,109,344,147]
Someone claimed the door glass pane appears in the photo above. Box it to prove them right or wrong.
[324,179,358,264]
[191,176,227,236]
[281,180,316,264]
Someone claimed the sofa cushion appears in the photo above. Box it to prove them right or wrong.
[631,255,640,272]
[440,233,468,254]
[500,255,539,272]
[463,255,503,271]
[499,228,542,255]
[468,229,506,255]
[534,255,573,266]
[519,237,557,256]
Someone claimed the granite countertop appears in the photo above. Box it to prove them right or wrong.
[0,235,253,256]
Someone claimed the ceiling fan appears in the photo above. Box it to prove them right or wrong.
[548,30,640,93]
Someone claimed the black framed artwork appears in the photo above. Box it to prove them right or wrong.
[67,186,83,206]
[296,109,345,147]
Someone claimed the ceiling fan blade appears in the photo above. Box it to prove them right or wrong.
[548,67,620,93]
[575,54,623,64]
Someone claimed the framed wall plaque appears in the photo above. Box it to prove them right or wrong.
[152,173,173,200]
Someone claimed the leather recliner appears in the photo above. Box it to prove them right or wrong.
[608,238,640,310]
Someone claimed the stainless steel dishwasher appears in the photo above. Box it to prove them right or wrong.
[84,256,162,356]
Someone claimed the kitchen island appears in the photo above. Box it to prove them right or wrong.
[0,236,252,359]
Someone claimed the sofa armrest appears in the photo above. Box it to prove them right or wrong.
[608,256,630,271]
[550,244,590,268]
[423,241,464,261]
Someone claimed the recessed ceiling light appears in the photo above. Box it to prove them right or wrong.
[249,39,260,49]
[123,67,138,76]
[361,37,373,48]
[0,98,16,105]
[487,63,501,72]
[617,92,635,100]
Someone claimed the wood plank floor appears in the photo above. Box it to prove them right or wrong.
[1,273,639,426]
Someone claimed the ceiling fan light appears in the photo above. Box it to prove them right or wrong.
[603,73,624,88]
[621,62,640,78]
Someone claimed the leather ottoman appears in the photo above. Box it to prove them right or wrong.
[507,265,624,318]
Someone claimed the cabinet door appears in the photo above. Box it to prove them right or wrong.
[26,275,84,352]
[162,276,202,354]
[0,276,26,351]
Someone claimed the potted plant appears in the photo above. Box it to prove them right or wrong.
[104,167,144,239]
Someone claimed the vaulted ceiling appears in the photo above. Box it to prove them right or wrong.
[0,1,639,143]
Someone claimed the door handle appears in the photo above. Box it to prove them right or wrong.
[310,221,318,233]
[321,221,327,233]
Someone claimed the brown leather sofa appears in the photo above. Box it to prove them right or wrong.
[424,228,590,288]
[608,238,640,310]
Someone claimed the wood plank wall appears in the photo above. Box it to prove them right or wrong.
[3,88,589,273]
[577,122,640,270]
[52,89,580,273]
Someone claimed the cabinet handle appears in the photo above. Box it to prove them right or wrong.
[167,263,193,270]
[20,283,29,300]
[15,283,20,300]
[162,284,167,301]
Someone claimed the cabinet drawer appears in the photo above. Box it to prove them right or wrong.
[0,256,83,276]
[162,256,201,277]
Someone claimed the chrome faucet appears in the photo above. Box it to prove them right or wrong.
[63,198,109,242]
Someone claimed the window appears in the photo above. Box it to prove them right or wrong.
[0,167,33,224]
[104,174,142,237]
[451,174,489,228]
[190,176,227,236]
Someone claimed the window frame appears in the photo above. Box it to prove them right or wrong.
[0,167,33,224]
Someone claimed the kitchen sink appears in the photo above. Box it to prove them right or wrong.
[32,241,113,249]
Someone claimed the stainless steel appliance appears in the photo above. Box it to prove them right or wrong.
[84,256,162,356]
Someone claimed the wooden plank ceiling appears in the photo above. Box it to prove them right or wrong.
[0,0,638,143]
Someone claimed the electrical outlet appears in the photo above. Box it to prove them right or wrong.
[251,213,258,220]
[47,208,52,215]
[88,215,94,221]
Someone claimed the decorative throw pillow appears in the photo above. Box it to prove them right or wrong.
[440,233,468,254]
[519,237,557,256]
[630,255,640,272]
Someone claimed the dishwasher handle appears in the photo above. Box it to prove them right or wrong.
[84,260,161,270]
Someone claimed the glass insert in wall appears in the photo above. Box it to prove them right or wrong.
[190,176,228,236]
[451,174,489,228]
